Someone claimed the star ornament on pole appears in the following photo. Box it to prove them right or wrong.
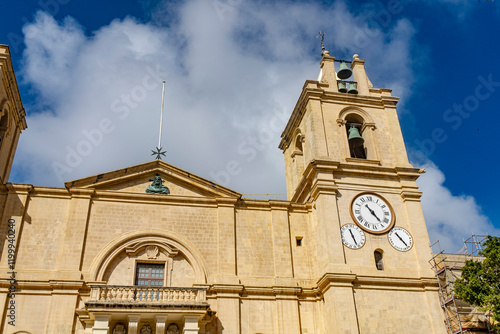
[151,147,166,160]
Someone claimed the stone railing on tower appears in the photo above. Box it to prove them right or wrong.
[86,285,208,309]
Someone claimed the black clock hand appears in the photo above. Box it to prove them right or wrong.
[395,232,408,247]
[366,205,381,222]
[349,229,357,245]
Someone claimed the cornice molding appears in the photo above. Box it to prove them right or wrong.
[279,84,400,151]
[69,188,95,199]
[354,275,439,290]
[310,180,339,201]
[0,45,26,129]
[0,279,84,291]
[400,190,423,202]
[215,197,238,207]
[317,273,357,292]
[6,183,33,194]
[316,273,440,294]
[290,159,424,203]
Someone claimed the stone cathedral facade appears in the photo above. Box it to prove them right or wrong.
[0,44,447,333]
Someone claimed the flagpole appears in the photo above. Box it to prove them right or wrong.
[158,80,166,150]
[151,81,167,160]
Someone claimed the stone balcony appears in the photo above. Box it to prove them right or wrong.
[85,285,209,310]
[78,286,213,333]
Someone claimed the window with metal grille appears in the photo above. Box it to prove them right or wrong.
[135,263,164,286]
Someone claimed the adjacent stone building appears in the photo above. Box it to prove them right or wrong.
[0,44,447,333]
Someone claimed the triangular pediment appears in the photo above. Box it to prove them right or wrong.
[64,160,241,198]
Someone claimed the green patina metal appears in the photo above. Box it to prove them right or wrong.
[146,173,170,194]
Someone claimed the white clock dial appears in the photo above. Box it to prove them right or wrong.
[350,192,395,234]
[388,227,413,251]
[341,224,366,249]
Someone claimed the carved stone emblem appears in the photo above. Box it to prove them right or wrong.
[140,325,152,334]
[113,324,126,334]
[146,246,159,259]
[167,324,180,334]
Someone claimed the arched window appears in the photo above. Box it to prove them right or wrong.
[338,108,379,161]
[0,111,8,149]
[345,114,366,159]
[294,135,303,154]
[374,250,384,270]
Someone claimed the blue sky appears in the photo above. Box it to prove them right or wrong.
[1,0,499,251]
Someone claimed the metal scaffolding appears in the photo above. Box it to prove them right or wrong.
[463,235,488,257]
[429,236,492,334]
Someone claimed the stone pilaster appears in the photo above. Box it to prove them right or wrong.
[44,281,83,333]
[275,288,301,334]
[351,54,370,96]
[216,198,238,282]
[57,188,94,280]
[269,201,293,279]
[318,273,359,334]
[304,98,329,162]
[0,183,32,270]
[214,285,243,334]
[319,52,337,92]
[400,186,436,276]
[310,178,346,273]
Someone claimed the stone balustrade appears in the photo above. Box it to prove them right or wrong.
[88,285,207,305]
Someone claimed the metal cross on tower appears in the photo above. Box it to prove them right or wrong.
[317,30,326,55]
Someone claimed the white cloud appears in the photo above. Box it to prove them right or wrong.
[416,160,500,253]
[12,0,493,253]
[12,0,418,200]
[22,13,86,105]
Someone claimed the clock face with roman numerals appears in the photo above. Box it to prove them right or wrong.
[350,192,395,234]
[341,224,366,249]
[388,227,413,251]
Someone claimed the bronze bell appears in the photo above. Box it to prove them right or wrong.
[337,61,352,79]
[348,126,364,148]
[338,81,347,93]
[347,82,358,94]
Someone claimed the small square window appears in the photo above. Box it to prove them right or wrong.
[296,237,303,247]
[135,263,165,286]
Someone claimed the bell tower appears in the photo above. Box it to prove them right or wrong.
[279,49,446,333]
[0,45,26,185]
[280,51,414,200]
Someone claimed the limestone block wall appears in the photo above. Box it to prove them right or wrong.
[0,186,318,286]
[80,199,219,280]
[0,184,445,334]
[298,300,322,334]
[240,299,279,333]
[288,210,316,281]
[354,287,444,334]
[235,208,275,278]
[14,196,70,272]
[1,294,52,334]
